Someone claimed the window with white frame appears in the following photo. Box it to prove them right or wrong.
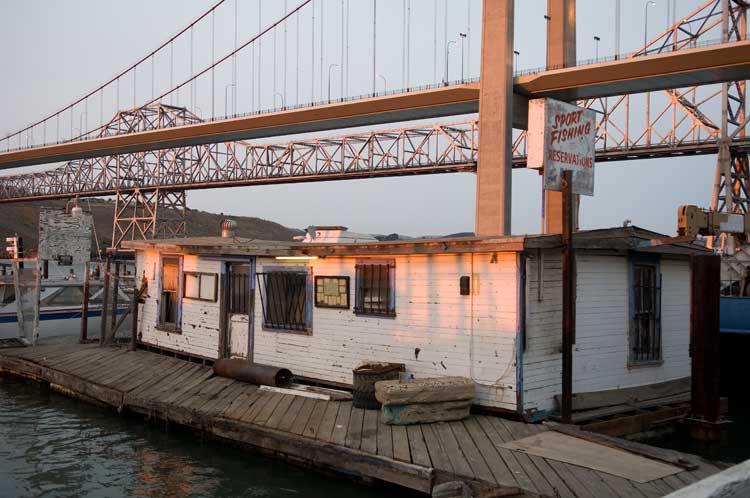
[630,257,662,364]
[183,272,217,302]
[257,268,312,333]
[354,260,396,316]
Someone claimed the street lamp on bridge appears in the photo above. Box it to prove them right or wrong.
[644,1,657,52]
[328,64,340,101]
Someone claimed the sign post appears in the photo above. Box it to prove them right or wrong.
[527,98,597,423]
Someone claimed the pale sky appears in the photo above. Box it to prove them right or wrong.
[0,0,719,237]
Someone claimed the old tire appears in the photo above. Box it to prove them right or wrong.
[352,363,402,410]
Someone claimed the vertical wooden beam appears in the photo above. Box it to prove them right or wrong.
[218,262,230,359]
[475,0,515,236]
[79,264,90,343]
[99,257,111,346]
[109,261,121,343]
[129,281,139,352]
[689,254,721,423]
[544,0,577,234]
[561,170,575,423]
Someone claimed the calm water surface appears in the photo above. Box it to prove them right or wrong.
[0,375,392,498]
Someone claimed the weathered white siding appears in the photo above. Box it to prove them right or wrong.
[522,251,692,418]
[253,253,520,410]
[229,314,250,358]
[137,250,222,359]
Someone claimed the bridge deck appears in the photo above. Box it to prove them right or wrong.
[0,338,726,497]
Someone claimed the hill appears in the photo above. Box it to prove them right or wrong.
[0,198,302,254]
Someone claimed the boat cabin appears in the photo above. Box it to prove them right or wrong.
[122,226,708,420]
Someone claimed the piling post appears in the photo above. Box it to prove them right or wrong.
[79,263,90,343]
[561,170,575,423]
[129,281,139,351]
[99,256,111,345]
[686,253,729,441]
[109,261,121,343]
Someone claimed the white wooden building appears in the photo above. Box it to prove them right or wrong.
[123,226,707,419]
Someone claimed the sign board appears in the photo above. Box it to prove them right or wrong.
[527,98,597,196]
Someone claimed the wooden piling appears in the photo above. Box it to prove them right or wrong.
[79,264,90,343]
[130,282,139,351]
[561,170,575,423]
[108,261,121,343]
[99,256,111,345]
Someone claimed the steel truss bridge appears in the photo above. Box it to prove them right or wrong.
[0,0,747,249]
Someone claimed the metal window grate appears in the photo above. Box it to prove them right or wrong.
[257,271,308,331]
[631,264,662,363]
[228,264,250,314]
[354,263,395,316]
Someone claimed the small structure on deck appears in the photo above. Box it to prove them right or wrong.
[122,226,710,423]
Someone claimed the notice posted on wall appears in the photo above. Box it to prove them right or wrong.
[526,98,597,196]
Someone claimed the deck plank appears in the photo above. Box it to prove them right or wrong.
[250,392,285,426]
[239,390,276,423]
[449,420,495,483]
[434,421,474,478]
[405,425,431,468]
[264,394,297,429]
[290,397,318,436]
[462,418,517,488]
[316,401,341,442]
[420,423,453,473]
[277,397,308,433]
[475,416,537,493]
[345,407,365,449]
[377,420,394,459]
[392,425,412,464]
[303,400,330,439]
[329,402,352,446]
[221,387,261,419]
[360,409,379,454]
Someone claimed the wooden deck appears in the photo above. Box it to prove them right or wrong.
[0,338,726,497]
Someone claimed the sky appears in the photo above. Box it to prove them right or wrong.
[0,0,721,237]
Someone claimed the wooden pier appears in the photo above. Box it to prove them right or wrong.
[0,338,727,497]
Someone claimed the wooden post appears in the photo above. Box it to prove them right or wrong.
[561,170,575,423]
[687,254,726,440]
[99,257,111,345]
[129,281,139,351]
[79,264,90,343]
[108,261,121,343]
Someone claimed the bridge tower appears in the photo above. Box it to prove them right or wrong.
[711,0,748,239]
[102,105,199,249]
[543,0,577,234]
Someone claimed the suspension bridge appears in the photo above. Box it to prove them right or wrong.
[0,0,747,249]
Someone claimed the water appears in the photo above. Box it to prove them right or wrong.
[0,376,393,498]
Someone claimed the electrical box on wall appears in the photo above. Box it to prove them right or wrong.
[460,276,471,296]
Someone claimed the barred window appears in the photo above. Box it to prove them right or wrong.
[355,261,395,316]
[257,270,311,332]
[630,262,662,364]
[228,264,250,314]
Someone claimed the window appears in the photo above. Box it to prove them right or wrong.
[315,276,350,309]
[184,272,218,302]
[355,261,395,316]
[159,256,181,330]
[257,270,311,332]
[228,264,250,314]
[630,261,662,364]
